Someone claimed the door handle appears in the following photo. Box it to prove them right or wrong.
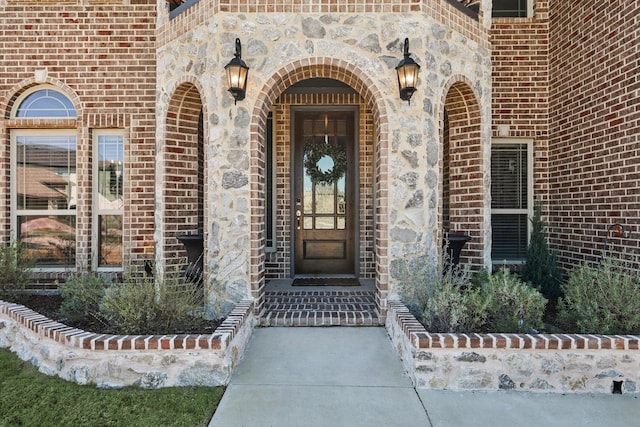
[296,210,301,230]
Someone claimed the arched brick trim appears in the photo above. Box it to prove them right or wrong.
[162,81,206,268]
[3,78,82,119]
[249,58,390,316]
[440,76,484,267]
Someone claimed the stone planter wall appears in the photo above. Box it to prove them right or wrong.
[386,300,640,394]
[0,299,256,389]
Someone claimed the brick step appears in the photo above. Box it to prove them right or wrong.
[260,290,380,327]
[264,304,376,311]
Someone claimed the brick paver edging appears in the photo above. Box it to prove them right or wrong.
[0,299,254,351]
[387,300,640,351]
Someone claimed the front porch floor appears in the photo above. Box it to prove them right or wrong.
[260,279,381,327]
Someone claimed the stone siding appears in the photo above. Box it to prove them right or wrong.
[387,300,640,394]
[156,0,492,316]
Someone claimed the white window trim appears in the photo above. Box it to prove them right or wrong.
[92,129,125,272]
[11,129,78,272]
[491,138,534,264]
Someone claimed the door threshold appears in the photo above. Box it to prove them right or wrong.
[293,274,357,279]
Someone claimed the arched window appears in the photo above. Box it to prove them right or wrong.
[11,86,78,269]
[14,88,77,118]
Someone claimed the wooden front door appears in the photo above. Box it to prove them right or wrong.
[293,110,356,275]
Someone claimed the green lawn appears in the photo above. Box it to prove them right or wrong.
[0,348,224,427]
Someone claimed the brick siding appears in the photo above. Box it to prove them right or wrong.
[548,0,640,269]
[490,1,551,219]
[0,1,157,280]
[163,81,204,264]
[443,78,485,266]
[491,0,639,271]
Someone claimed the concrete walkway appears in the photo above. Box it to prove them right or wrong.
[209,327,640,427]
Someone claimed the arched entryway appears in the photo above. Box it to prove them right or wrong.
[441,78,485,267]
[162,82,205,269]
[249,60,389,318]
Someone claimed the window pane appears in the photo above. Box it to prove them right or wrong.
[16,89,77,118]
[491,144,527,209]
[337,177,346,214]
[315,182,334,214]
[18,215,76,267]
[303,174,313,214]
[304,217,313,230]
[98,215,123,267]
[315,217,334,229]
[492,0,528,17]
[491,214,527,260]
[97,135,124,210]
[16,135,77,210]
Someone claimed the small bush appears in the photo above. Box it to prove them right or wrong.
[422,280,488,333]
[59,273,108,325]
[399,252,476,331]
[100,263,204,335]
[0,241,33,298]
[483,267,547,333]
[558,257,640,335]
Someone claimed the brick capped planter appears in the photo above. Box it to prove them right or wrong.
[0,299,256,389]
[386,300,640,394]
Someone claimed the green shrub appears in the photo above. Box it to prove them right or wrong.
[400,256,546,333]
[0,241,33,298]
[399,253,477,330]
[100,263,204,335]
[422,279,488,333]
[59,273,108,325]
[520,201,562,300]
[483,267,547,333]
[558,257,640,334]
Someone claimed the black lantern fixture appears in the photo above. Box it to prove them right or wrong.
[224,38,249,104]
[395,38,420,104]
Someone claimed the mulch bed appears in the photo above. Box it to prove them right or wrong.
[6,293,222,335]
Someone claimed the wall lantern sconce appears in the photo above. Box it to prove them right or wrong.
[224,38,249,104]
[395,38,420,104]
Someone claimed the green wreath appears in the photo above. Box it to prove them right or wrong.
[304,141,347,185]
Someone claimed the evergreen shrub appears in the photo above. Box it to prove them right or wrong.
[520,201,562,300]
